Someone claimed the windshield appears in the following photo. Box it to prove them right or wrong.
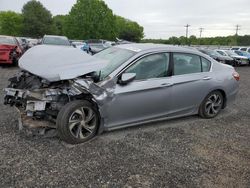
[94,47,136,80]
[225,50,238,56]
[0,36,16,45]
[43,36,70,46]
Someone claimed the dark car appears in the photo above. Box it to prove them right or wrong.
[198,49,235,66]
[0,35,23,66]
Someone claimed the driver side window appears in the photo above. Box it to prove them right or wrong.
[125,53,169,80]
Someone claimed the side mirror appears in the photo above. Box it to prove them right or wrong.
[119,73,136,85]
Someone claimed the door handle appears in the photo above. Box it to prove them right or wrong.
[203,77,212,80]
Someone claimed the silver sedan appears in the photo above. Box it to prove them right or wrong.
[4,44,239,144]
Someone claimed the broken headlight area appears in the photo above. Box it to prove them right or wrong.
[4,71,90,132]
[4,87,70,129]
[4,70,116,136]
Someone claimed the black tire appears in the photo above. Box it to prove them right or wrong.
[57,100,99,144]
[199,91,224,119]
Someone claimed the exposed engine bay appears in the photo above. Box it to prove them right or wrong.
[4,70,116,136]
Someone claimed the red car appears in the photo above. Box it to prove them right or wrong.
[0,35,23,65]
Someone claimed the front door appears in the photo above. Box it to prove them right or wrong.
[105,53,173,128]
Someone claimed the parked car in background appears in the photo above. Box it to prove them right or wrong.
[41,35,72,46]
[71,41,84,50]
[81,42,91,53]
[27,38,39,48]
[16,37,29,52]
[0,35,23,66]
[198,49,235,66]
[87,39,113,54]
[216,50,249,66]
[231,47,240,51]
[239,47,250,53]
[4,44,239,144]
[234,50,250,62]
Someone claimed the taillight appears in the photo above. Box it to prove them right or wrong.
[232,71,240,81]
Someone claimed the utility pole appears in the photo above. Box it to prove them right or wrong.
[235,25,240,46]
[199,28,204,45]
[184,24,191,45]
[235,25,240,36]
[199,28,204,38]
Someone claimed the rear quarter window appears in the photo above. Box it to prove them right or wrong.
[201,57,211,72]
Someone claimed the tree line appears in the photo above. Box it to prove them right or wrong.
[0,0,144,42]
[142,35,250,46]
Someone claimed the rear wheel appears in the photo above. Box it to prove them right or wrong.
[199,91,224,119]
[57,100,99,144]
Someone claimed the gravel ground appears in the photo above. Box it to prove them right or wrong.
[0,66,249,188]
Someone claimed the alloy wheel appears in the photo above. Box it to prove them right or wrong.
[205,93,223,116]
[68,107,97,139]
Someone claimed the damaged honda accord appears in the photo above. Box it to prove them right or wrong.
[4,44,239,144]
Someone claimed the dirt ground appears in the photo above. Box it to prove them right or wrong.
[0,66,249,188]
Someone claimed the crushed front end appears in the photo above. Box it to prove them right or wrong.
[3,71,93,135]
[4,70,116,136]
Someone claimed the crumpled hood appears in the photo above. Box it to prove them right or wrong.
[19,45,108,82]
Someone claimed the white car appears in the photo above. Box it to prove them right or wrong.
[239,47,250,53]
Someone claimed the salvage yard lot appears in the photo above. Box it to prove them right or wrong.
[0,66,249,187]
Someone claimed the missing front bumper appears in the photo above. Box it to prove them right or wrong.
[15,107,57,137]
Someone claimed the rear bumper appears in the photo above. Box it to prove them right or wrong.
[0,59,13,64]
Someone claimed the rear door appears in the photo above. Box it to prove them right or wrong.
[169,53,213,115]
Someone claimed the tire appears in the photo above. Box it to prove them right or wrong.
[57,100,99,144]
[199,91,224,119]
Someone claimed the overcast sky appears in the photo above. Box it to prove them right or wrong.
[0,0,250,38]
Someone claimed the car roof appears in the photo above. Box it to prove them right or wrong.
[0,35,15,39]
[116,43,199,53]
[43,35,68,39]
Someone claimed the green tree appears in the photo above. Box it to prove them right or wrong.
[189,35,198,45]
[52,15,67,35]
[22,0,54,38]
[115,15,144,42]
[0,11,23,36]
[65,0,116,40]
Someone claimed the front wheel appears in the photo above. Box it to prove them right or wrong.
[199,91,224,119]
[57,100,99,144]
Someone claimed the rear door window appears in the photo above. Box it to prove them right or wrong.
[173,53,202,75]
